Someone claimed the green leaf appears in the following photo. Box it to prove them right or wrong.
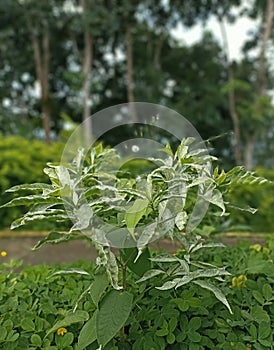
[46,311,89,337]
[188,297,201,308]
[193,280,232,314]
[55,332,74,348]
[5,331,19,343]
[166,332,176,344]
[259,323,271,341]
[96,290,133,347]
[136,269,165,283]
[251,305,270,323]
[241,310,253,321]
[0,326,7,341]
[248,324,257,339]
[77,311,97,350]
[21,318,35,331]
[90,273,109,305]
[247,258,274,275]
[156,326,169,337]
[224,166,269,186]
[188,331,201,343]
[125,199,149,234]
[262,284,273,300]
[31,334,42,347]
[252,291,264,305]
[160,143,173,157]
[259,339,273,347]
[168,317,178,333]
[120,247,151,277]
[172,298,189,312]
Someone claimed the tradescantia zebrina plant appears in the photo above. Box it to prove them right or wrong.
[1,138,268,349]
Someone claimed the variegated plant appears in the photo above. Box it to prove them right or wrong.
[1,138,268,348]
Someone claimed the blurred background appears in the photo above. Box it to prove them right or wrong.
[0,0,273,233]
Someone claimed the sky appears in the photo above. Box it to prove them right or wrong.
[171,15,258,60]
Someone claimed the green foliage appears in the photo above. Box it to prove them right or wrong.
[1,139,267,348]
[227,167,274,232]
[1,240,274,348]
[0,136,64,229]
[96,290,133,347]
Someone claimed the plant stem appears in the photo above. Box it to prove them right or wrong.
[120,261,127,342]
[122,263,127,291]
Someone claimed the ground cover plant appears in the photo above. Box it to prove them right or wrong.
[1,138,269,349]
[1,240,274,349]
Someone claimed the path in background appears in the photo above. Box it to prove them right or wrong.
[0,235,181,266]
[0,233,266,267]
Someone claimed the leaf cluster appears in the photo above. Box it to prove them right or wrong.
[1,239,274,348]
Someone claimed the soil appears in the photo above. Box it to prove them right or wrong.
[0,232,266,267]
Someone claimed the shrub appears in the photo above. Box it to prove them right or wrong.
[1,138,268,348]
[0,136,64,229]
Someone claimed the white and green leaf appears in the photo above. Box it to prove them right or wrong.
[193,279,232,314]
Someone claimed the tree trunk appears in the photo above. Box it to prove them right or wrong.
[219,18,242,165]
[153,35,164,69]
[227,64,242,166]
[244,0,274,170]
[81,0,93,146]
[126,23,137,123]
[257,0,274,96]
[244,131,255,171]
[32,32,51,144]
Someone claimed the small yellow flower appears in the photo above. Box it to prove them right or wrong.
[250,244,261,252]
[57,327,67,336]
[1,251,7,257]
[172,253,177,257]
[230,274,247,288]
[237,274,247,287]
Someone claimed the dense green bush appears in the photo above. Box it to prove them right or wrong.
[0,239,274,349]
[0,136,64,229]
[227,167,274,233]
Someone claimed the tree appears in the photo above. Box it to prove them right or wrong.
[244,0,274,170]
[22,0,56,144]
[0,0,71,141]
[218,15,242,165]
[81,0,93,144]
